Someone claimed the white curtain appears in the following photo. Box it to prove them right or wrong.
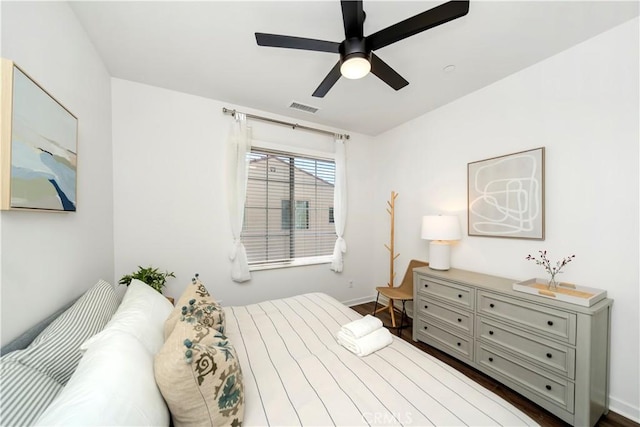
[227,113,251,282]
[331,138,347,272]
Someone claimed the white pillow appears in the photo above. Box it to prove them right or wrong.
[81,279,173,355]
[34,331,169,426]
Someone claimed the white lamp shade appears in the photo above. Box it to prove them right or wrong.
[421,215,461,241]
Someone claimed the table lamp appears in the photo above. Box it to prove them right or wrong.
[421,215,461,270]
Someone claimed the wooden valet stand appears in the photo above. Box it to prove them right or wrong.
[374,191,400,327]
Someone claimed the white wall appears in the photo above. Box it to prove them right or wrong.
[371,18,640,421]
[3,1,635,419]
[111,17,638,419]
[0,2,114,346]
[111,79,376,307]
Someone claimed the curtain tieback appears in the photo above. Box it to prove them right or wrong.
[229,239,243,261]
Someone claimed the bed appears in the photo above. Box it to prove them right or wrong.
[1,279,538,426]
[224,292,538,426]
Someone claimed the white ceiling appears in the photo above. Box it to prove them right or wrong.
[69,1,639,136]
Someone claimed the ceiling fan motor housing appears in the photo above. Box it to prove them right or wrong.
[339,37,370,64]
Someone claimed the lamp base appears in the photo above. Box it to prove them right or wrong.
[429,241,451,270]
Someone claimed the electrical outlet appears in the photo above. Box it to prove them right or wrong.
[348,280,354,288]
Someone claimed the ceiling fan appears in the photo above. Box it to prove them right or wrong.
[255,1,470,98]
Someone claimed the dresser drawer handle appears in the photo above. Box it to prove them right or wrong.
[424,284,429,288]
[547,320,554,326]
[424,305,428,309]
[457,318,462,323]
[546,353,552,358]
[546,385,552,391]
[489,330,494,335]
[458,294,462,298]
[457,342,461,347]
[424,326,428,330]
[489,303,495,308]
[488,357,493,362]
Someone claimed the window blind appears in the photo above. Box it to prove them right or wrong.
[242,148,336,266]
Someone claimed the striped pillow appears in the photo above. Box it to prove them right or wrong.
[0,360,63,427]
[5,280,119,385]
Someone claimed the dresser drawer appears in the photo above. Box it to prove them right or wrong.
[478,292,576,344]
[477,317,575,379]
[416,318,473,362]
[417,276,474,310]
[417,295,474,335]
[476,342,575,412]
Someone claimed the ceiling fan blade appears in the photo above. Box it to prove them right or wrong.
[255,33,340,53]
[312,62,342,98]
[370,53,409,91]
[367,1,469,51]
[341,0,364,39]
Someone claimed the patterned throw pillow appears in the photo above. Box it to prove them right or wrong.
[163,274,215,340]
[180,298,225,332]
[154,310,244,427]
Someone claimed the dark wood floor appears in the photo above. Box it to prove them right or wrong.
[351,301,638,427]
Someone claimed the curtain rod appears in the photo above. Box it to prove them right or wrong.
[222,107,349,140]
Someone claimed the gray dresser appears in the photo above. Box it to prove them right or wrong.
[412,267,612,427]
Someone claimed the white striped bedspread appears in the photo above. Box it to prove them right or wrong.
[224,292,539,427]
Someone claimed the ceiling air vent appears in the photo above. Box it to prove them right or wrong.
[289,101,319,114]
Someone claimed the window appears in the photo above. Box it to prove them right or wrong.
[242,148,336,267]
[281,200,309,230]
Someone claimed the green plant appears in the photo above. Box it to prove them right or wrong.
[118,265,175,294]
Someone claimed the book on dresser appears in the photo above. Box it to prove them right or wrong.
[412,266,612,427]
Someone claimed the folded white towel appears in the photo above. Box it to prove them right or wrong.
[336,327,393,357]
[340,315,383,339]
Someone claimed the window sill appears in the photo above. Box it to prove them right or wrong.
[249,256,332,272]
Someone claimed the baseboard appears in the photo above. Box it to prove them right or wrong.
[609,396,640,424]
[342,295,376,307]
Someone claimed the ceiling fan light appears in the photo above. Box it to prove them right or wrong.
[340,56,371,79]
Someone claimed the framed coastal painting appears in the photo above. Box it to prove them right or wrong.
[1,59,78,212]
[467,147,544,240]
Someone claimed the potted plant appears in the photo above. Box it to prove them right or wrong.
[118,265,175,294]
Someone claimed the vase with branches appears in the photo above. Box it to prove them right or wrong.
[525,251,575,290]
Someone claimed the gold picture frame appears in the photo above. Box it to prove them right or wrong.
[1,59,78,212]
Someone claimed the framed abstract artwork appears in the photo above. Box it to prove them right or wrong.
[1,59,78,212]
[467,147,544,240]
